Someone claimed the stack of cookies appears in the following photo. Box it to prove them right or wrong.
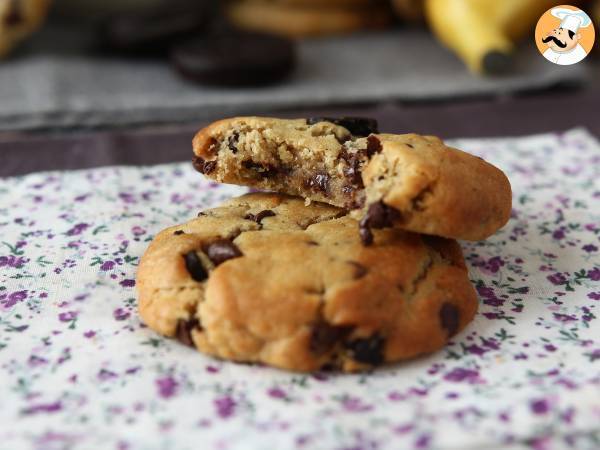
[225,0,394,38]
[137,117,512,372]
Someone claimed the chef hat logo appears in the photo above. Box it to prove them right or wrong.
[535,5,595,66]
[551,7,592,33]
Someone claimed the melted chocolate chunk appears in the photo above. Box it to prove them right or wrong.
[304,172,330,195]
[173,230,185,235]
[310,322,351,355]
[345,335,384,365]
[4,0,22,26]
[358,201,402,246]
[406,143,414,149]
[203,239,243,266]
[227,133,239,153]
[192,156,217,174]
[242,160,279,178]
[183,251,208,282]
[358,221,374,246]
[245,209,276,224]
[306,117,379,137]
[439,303,460,337]
[175,318,201,347]
[366,135,382,157]
[347,261,368,279]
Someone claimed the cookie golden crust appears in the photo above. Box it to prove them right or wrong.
[192,117,512,242]
[0,0,51,58]
[137,193,478,372]
[225,1,392,38]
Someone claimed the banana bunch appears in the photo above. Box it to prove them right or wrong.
[0,0,52,59]
[393,0,594,74]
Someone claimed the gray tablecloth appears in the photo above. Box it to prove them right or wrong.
[0,25,589,131]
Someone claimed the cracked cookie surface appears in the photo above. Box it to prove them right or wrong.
[192,117,512,243]
[137,193,478,372]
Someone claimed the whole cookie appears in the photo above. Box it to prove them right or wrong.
[137,193,478,372]
[0,0,51,58]
[226,0,392,38]
[192,117,512,242]
[170,32,296,86]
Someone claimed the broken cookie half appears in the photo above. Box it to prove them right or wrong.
[192,116,512,244]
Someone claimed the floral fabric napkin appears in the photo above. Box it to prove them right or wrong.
[0,129,599,450]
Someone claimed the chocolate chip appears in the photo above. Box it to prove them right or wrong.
[306,240,319,246]
[173,230,185,235]
[183,251,208,282]
[310,322,351,355]
[366,135,382,157]
[197,212,207,217]
[306,117,379,137]
[358,219,374,246]
[358,201,401,246]
[192,156,217,174]
[439,303,460,337]
[203,239,243,266]
[4,0,22,26]
[245,209,276,224]
[242,160,278,178]
[347,261,368,279]
[227,133,239,153]
[304,172,330,195]
[406,143,414,149]
[367,201,401,229]
[345,335,384,365]
[175,318,201,347]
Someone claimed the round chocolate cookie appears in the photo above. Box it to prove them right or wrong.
[226,0,392,38]
[97,0,214,55]
[170,31,296,86]
[137,193,478,372]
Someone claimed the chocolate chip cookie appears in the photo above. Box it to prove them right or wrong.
[192,117,512,243]
[137,193,478,372]
[225,1,392,38]
[0,0,51,58]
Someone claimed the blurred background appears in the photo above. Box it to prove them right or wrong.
[0,0,599,176]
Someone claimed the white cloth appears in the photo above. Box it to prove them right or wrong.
[543,44,588,65]
[0,129,599,450]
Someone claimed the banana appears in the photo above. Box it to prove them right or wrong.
[424,0,565,74]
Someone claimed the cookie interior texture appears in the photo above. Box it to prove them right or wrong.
[192,117,512,242]
[137,193,478,372]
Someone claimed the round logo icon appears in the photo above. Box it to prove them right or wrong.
[535,5,595,65]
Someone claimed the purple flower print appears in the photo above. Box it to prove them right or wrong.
[588,268,600,281]
[552,229,565,240]
[98,369,118,381]
[444,368,481,384]
[156,376,178,399]
[22,401,62,415]
[100,261,115,271]
[113,308,130,321]
[267,387,287,399]
[83,330,96,338]
[131,226,146,236]
[214,396,236,418]
[341,396,373,413]
[547,273,567,285]
[0,255,27,268]
[58,311,77,322]
[66,223,89,236]
[530,399,550,415]
[582,244,598,252]
[588,292,600,300]
[553,313,576,323]
[1,290,27,308]
[120,279,135,288]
